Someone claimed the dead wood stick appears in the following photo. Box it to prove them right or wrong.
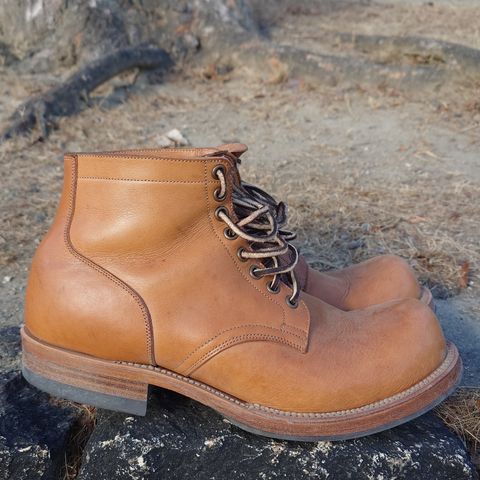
[336,34,480,71]
[1,45,173,143]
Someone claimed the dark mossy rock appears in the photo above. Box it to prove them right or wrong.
[0,371,80,480]
[79,387,478,480]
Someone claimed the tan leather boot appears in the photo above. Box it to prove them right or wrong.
[22,150,461,440]
[117,144,433,311]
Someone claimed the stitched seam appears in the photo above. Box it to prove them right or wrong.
[64,155,156,365]
[113,148,216,154]
[78,177,216,184]
[185,334,303,375]
[281,322,308,336]
[115,343,456,417]
[178,324,306,366]
[299,298,310,338]
[77,154,223,163]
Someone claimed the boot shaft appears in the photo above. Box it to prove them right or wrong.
[25,151,309,369]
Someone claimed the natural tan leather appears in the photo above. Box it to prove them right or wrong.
[193,294,445,412]
[24,155,152,364]
[24,150,447,413]
[116,144,423,311]
[296,254,422,311]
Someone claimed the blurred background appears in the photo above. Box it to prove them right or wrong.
[0,0,479,474]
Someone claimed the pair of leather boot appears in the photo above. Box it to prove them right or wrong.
[22,145,461,440]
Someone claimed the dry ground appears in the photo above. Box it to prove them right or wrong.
[2,73,478,297]
[0,0,479,473]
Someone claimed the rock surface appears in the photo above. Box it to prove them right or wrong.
[0,371,80,480]
[79,387,478,480]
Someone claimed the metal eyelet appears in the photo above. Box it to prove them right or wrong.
[267,282,280,294]
[211,164,226,180]
[249,265,261,280]
[213,188,227,202]
[237,247,248,262]
[285,296,298,309]
[214,206,229,221]
[224,228,238,240]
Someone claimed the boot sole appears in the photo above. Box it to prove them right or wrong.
[21,327,461,441]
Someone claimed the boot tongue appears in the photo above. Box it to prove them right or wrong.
[200,143,248,162]
[215,143,248,160]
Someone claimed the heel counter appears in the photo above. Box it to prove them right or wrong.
[25,155,153,365]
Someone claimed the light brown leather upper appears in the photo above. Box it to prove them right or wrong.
[25,149,447,413]
[24,155,152,364]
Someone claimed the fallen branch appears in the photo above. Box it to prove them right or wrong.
[236,43,446,88]
[336,33,480,72]
[0,45,173,143]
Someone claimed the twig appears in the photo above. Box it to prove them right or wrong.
[0,44,173,143]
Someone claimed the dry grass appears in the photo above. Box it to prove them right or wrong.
[437,388,480,470]
[61,404,97,480]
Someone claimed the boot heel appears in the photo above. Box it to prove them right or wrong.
[21,328,148,416]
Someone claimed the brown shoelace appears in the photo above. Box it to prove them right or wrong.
[213,165,300,307]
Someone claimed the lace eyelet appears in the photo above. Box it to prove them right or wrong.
[249,265,261,280]
[213,188,227,202]
[224,228,238,240]
[237,247,248,262]
[214,206,229,221]
[212,165,227,201]
[267,282,280,294]
[211,165,226,180]
[285,296,298,309]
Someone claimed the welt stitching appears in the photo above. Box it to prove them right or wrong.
[78,176,215,184]
[64,155,156,365]
[186,333,303,375]
[116,343,456,417]
[178,323,306,366]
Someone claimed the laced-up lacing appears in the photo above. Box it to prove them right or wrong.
[213,166,300,307]
[239,181,296,242]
